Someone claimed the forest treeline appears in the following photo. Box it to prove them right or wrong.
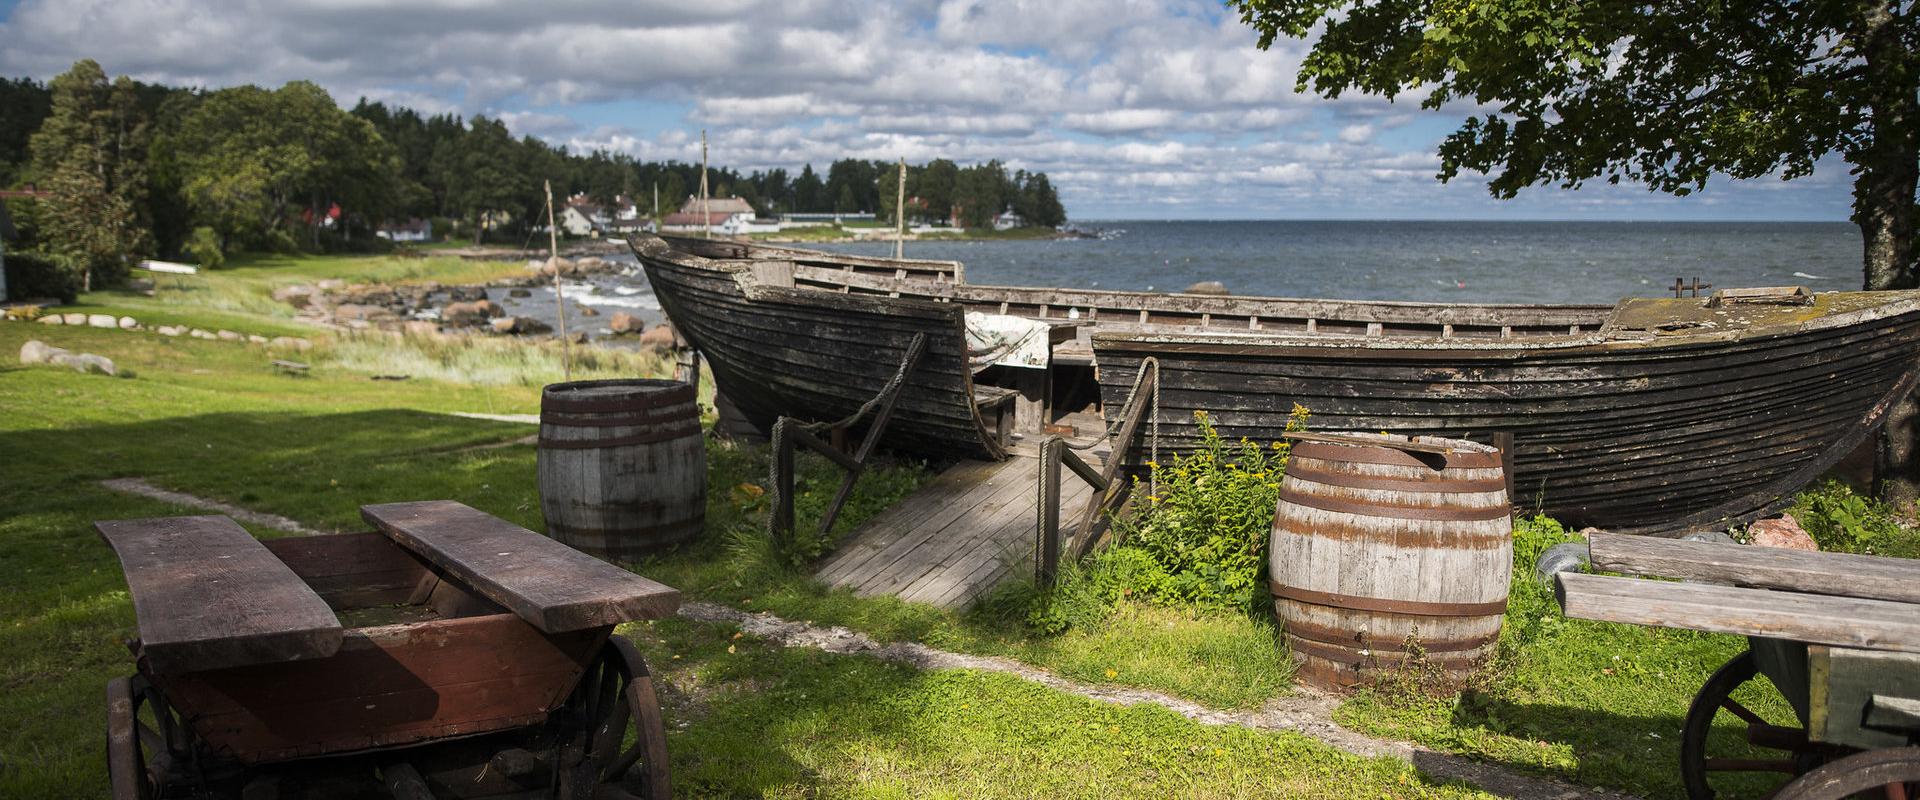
[0,60,1065,290]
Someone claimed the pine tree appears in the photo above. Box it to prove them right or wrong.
[29,60,151,289]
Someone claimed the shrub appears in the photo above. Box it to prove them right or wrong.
[183,226,224,269]
[3,250,83,303]
[1790,479,1920,558]
[1028,406,1309,630]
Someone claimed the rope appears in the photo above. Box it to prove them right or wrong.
[766,333,927,542]
[1064,356,1160,497]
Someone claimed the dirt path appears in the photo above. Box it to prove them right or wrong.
[98,478,328,535]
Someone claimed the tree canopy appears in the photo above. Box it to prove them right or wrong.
[1232,0,1918,289]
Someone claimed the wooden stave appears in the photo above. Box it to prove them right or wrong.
[1269,434,1511,691]
[537,381,707,560]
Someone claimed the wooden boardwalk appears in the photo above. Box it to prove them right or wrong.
[816,445,1101,609]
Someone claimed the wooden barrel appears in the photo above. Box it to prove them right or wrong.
[1269,431,1511,691]
[538,379,706,560]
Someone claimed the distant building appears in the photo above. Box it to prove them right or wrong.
[559,205,598,237]
[779,211,876,226]
[660,196,758,233]
[377,218,433,243]
[717,215,781,236]
[992,211,1026,231]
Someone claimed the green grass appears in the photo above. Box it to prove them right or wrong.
[0,320,1463,798]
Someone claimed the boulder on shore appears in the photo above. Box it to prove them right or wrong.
[1748,514,1817,551]
[443,300,504,326]
[638,323,677,350]
[447,285,487,302]
[332,304,396,323]
[1182,280,1230,295]
[608,311,642,334]
[272,285,317,308]
[490,316,554,335]
[509,288,533,298]
[577,305,599,317]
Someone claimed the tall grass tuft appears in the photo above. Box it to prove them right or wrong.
[321,331,673,387]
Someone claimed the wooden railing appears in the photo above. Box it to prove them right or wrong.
[1035,358,1157,587]
[768,334,927,548]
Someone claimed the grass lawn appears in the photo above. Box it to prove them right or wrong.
[4,249,1904,799]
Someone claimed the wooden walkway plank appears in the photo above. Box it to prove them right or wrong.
[818,444,1108,610]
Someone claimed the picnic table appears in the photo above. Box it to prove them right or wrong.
[98,500,680,799]
[1556,533,1920,799]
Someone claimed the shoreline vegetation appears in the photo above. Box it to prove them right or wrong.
[4,245,1918,798]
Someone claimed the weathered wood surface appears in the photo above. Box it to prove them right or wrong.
[162,613,604,764]
[361,500,681,632]
[1270,434,1511,690]
[96,515,343,674]
[632,235,1008,461]
[816,452,1097,609]
[1589,532,1920,604]
[1808,645,1920,749]
[1096,292,1920,533]
[1556,571,1920,653]
[262,532,431,609]
[538,379,707,559]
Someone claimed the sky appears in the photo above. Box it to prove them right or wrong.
[0,0,1856,221]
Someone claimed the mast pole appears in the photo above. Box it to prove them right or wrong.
[894,157,906,260]
[546,179,571,381]
[699,130,711,239]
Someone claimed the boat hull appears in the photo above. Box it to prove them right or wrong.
[1093,307,1920,533]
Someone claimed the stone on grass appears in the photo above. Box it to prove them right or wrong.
[21,340,69,365]
[88,313,118,328]
[272,285,316,308]
[118,316,139,330]
[248,334,269,344]
[316,278,346,291]
[1748,514,1817,551]
[191,329,216,339]
[62,313,87,325]
[216,329,243,341]
[400,321,439,337]
[37,314,63,325]
[50,352,116,376]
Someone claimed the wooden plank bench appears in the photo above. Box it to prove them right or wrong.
[96,515,343,674]
[361,500,681,633]
[1555,571,1920,653]
[1587,532,1920,605]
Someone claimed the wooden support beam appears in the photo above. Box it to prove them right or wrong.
[1556,571,1920,653]
[1588,532,1920,604]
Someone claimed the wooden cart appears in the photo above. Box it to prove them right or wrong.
[1557,533,1920,799]
[98,500,681,799]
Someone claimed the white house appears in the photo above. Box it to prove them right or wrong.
[559,205,597,237]
[992,211,1026,231]
[716,214,781,236]
[660,196,759,234]
[376,218,432,243]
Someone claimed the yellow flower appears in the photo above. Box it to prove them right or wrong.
[1105,669,1118,679]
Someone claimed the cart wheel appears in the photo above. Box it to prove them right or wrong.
[567,637,671,800]
[1771,747,1920,800]
[1682,650,1846,799]
[106,675,202,799]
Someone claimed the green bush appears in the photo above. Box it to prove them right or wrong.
[3,250,83,303]
[1029,406,1308,631]
[1789,479,1920,558]
[183,226,224,269]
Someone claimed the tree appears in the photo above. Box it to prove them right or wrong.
[0,77,51,185]
[954,161,1009,229]
[29,60,151,289]
[918,159,959,223]
[792,164,827,211]
[1232,0,1920,503]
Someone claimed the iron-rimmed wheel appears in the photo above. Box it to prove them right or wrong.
[106,674,202,799]
[1772,747,1920,800]
[563,637,671,800]
[1681,650,1848,799]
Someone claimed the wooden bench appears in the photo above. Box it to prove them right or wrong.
[361,500,681,633]
[96,515,343,674]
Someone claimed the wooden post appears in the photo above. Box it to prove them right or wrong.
[894,157,906,260]
[699,131,710,239]
[1037,437,1063,587]
[545,179,571,381]
[772,418,796,547]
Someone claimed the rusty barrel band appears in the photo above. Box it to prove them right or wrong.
[1283,462,1506,494]
[1277,486,1512,522]
[1286,634,1489,666]
[538,424,704,449]
[540,410,701,428]
[1269,581,1508,617]
[1279,614,1500,654]
[1272,516,1512,549]
[1289,442,1503,471]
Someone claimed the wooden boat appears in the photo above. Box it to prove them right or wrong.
[1093,290,1920,532]
[631,234,1920,533]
